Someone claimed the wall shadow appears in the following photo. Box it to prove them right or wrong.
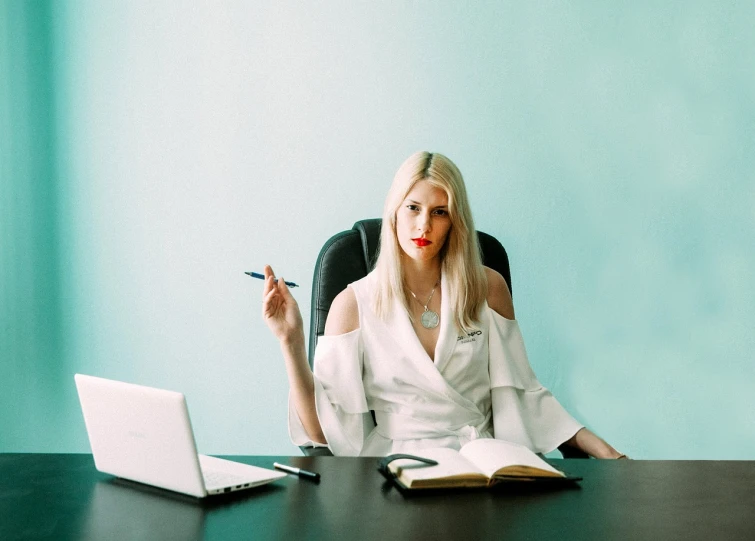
[0,0,67,451]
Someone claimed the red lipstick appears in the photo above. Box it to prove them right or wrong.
[412,238,431,247]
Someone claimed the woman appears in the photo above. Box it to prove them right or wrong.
[263,151,625,459]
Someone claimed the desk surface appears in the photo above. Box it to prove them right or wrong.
[1,454,754,541]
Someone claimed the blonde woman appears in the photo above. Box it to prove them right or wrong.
[263,151,625,459]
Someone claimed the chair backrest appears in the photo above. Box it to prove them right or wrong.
[307,218,512,366]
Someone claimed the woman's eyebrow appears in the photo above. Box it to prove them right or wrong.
[406,199,448,208]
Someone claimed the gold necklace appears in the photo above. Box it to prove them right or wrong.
[408,281,440,329]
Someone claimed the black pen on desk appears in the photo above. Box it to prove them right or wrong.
[273,462,321,481]
[245,271,299,288]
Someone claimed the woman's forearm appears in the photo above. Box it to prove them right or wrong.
[566,427,624,459]
[280,332,327,444]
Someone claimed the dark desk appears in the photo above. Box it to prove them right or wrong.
[1,454,754,540]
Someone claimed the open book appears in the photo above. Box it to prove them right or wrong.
[380,439,581,490]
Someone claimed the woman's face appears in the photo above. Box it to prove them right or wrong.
[395,180,452,264]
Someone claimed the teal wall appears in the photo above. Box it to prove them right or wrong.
[1,0,70,450]
[2,1,753,458]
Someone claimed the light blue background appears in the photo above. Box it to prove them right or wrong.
[2,1,753,458]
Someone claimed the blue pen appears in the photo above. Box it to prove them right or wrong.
[245,271,299,288]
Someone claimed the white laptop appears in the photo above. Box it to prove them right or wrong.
[74,374,286,498]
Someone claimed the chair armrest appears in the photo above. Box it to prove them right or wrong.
[558,443,590,459]
[299,445,334,457]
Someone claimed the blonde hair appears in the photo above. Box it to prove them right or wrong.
[373,151,487,332]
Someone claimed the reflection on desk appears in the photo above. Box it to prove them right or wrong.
[85,480,205,541]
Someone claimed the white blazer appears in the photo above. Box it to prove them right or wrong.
[289,270,583,456]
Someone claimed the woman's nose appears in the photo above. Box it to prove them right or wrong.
[417,212,432,232]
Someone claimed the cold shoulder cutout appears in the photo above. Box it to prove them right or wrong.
[324,287,360,336]
[484,266,515,320]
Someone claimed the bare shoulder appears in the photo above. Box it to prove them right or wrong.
[484,266,515,320]
[324,287,360,335]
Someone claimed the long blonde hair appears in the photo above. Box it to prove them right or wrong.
[372,151,487,332]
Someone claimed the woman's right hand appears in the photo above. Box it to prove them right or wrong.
[261,264,304,343]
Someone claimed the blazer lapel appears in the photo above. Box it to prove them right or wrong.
[380,279,484,417]
[432,270,458,373]
[385,296,444,385]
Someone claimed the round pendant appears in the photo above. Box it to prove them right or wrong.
[420,310,440,329]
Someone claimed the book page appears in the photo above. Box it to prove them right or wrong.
[459,439,564,479]
[388,448,486,485]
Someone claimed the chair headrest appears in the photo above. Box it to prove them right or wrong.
[352,219,382,272]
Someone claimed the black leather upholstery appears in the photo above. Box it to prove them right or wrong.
[302,218,588,459]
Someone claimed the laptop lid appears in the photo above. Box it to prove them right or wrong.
[75,374,208,498]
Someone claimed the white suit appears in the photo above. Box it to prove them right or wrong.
[289,271,583,456]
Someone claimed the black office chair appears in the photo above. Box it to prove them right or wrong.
[302,218,588,459]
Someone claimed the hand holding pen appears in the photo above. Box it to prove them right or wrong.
[245,271,298,288]
[259,264,304,343]
[256,266,324,444]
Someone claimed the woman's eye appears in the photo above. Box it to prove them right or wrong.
[407,205,419,211]
[433,209,447,216]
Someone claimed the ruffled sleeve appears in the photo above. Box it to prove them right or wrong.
[487,308,583,454]
[287,329,375,456]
